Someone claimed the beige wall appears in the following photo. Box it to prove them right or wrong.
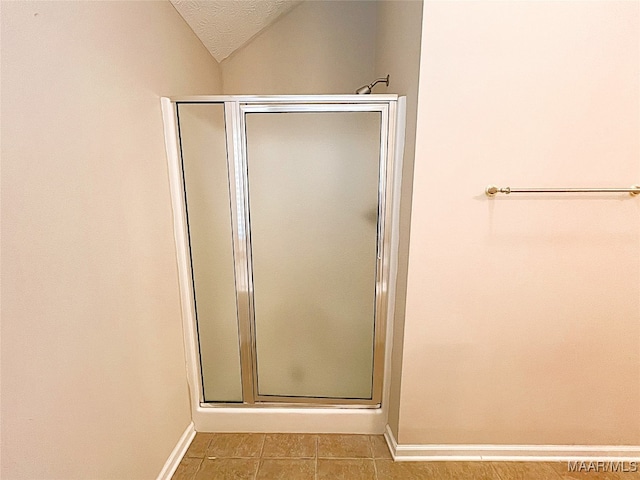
[1,2,221,479]
[373,0,424,439]
[399,0,640,445]
[220,1,377,95]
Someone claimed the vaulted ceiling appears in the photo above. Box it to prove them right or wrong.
[170,0,302,63]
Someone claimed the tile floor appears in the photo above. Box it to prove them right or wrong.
[172,433,639,480]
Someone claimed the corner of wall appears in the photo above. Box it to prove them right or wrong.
[373,0,424,444]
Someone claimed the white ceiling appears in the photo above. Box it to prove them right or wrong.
[171,0,302,63]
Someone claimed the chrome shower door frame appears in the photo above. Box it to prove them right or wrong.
[164,95,400,409]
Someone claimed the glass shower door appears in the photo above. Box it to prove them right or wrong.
[244,110,383,400]
[171,97,398,407]
[177,103,243,402]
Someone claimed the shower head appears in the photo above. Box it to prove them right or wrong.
[355,74,390,94]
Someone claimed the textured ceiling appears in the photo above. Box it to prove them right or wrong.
[171,0,302,63]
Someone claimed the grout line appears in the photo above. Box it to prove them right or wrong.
[205,456,266,459]
[315,435,318,480]
[188,457,204,480]
[257,456,316,459]
[317,456,378,460]
[254,434,267,480]
[370,436,379,480]
[259,433,267,457]
[204,433,215,457]
[204,433,217,459]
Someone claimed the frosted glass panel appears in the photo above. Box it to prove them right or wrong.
[177,104,242,402]
[246,112,381,399]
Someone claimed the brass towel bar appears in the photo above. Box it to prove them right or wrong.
[485,185,640,197]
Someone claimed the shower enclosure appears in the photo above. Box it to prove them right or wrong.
[162,96,404,418]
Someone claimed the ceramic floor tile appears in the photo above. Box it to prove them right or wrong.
[180,432,638,480]
[255,458,315,479]
[261,433,317,458]
[317,458,376,479]
[490,462,562,480]
[194,458,259,480]
[206,433,265,458]
[426,461,501,480]
[549,461,640,480]
[370,435,392,459]
[317,434,373,458]
[185,433,215,458]
[172,457,203,480]
[618,473,640,479]
[375,459,437,479]
[619,471,640,479]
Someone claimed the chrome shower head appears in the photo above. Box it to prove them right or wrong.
[355,74,390,94]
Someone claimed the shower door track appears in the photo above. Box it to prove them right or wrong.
[162,95,404,411]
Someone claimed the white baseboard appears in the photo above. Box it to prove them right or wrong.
[384,424,640,462]
[156,422,196,480]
